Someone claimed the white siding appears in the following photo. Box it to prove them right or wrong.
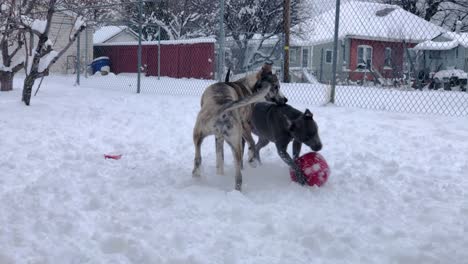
[48,12,93,74]
[105,31,139,43]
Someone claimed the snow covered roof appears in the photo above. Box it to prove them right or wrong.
[94,37,216,46]
[94,26,138,44]
[414,32,468,50]
[292,0,445,46]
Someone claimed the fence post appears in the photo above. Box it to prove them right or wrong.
[76,33,80,86]
[330,0,341,104]
[217,0,226,82]
[283,0,291,83]
[85,28,88,78]
[320,48,323,83]
[158,25,161,80]
[137,0,143,93]
[280,33,285,82]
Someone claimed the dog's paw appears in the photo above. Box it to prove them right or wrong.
[296,172,307,185]
[248,158,259,168]
[192,168,201,178]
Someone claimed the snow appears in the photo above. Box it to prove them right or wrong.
[445,32,468,47]
[0,56,24,73]
[415,32,468,50]
[414,39,459,50]
[92,56,110,63]
[20,16,48,34]
[302,68,320,84]
[31,19,48,34]
[293,0,445,46]
[1,74,468,263]
[94,26,128,44]
[73,16,86,32]
[95,38,217,46]
[38,51,59,73]
[433,69,468,80]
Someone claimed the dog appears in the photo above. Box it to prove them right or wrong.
[251,102,322,185]
[192,63,287,191]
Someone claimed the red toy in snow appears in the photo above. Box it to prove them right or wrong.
[104,154,122,160]
[290,152,330,187]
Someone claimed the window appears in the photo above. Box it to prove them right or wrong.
[384,47,392,68]
[302,48,309,68]
[357,45,373,69]
[289,47,301,67]
[325,49,333,64]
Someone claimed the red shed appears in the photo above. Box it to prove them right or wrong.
[94,38,215,79]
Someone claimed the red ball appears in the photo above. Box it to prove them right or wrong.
[290,152,330,187]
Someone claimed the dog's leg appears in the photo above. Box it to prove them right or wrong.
[192,128,206,178]
[226,131,243,191]
[276,142,306,185]
[254,137,269,165]
[215,135,225,175]
[240,138,245,170]
[292,140,302,160]
[242,129,258,168]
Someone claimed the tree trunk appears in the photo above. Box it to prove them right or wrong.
[22,74,36,106]
[0,72,14,92]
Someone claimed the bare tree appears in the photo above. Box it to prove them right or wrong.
[0,0,27,91]
[224,0,311,73]
[20,0,86,105]
[382,0,468,31]
[123,0,215,41]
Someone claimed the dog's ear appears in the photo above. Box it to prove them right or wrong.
[304,109,313,120]
[284,115,295,131]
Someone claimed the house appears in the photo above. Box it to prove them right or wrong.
[413,31,468,74]
[47,11,93,74]
[289,0,444,84]
[93,26,140,44]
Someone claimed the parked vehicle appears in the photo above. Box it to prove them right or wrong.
[430,69,467,91]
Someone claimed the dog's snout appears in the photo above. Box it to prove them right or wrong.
[313,143,322,152]
[277,96,288,105]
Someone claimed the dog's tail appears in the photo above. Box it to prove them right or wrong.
[224,68,231,83]
[219,87,269,114]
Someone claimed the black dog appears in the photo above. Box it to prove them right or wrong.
[251,102,322,185]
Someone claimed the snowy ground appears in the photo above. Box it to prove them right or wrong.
[1,75,468,264]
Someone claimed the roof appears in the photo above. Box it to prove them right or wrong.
[93,26,138,44]
[414,32,468,50]
[292,0,445,46]
[93,37,217,46]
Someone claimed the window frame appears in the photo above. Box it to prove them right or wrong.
[289,47,301,67]
[325,49,333,64]
[302,48,309,68]
[357,45,373,70]
[384,47,392,68]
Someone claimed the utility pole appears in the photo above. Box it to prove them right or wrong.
[283,0,290,83]
[218,0,226,81]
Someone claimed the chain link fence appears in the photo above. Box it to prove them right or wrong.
[69,0,467,116]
